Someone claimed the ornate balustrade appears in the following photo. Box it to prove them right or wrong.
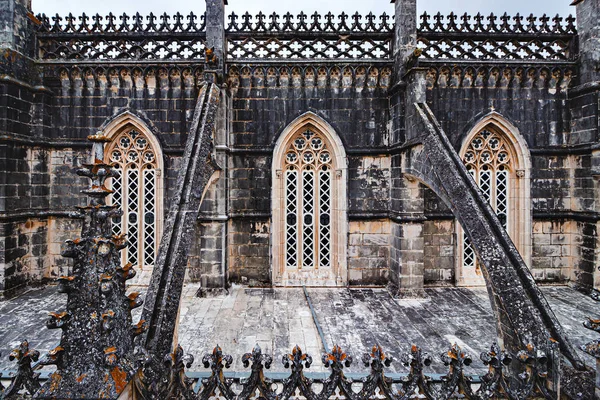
[1,340,558,399]
[35,12,207,61]
[225,12,393,62]
[417,12,578,62]
[35,11,578,64]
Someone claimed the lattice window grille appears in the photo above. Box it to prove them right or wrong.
[106,128,159,270]
[461,129,513,272]
[302,169,315,269]
[319,170,331,268]
[496,170,509,230]
[110,169,122,237]
[462,169,476,270]
[127,169,140,266]
[285,170,298,268]
[283,129,333,270]
[143,170,157,266]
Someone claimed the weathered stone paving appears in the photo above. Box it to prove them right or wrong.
[0,285,597,374]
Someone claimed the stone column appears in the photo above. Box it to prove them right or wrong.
[391,0,418,81]
[571,0,600,300]
[0,0,46,297]
[390,176,425,297]
[573,0,600,83]
[0,0,34,57]
[205,0,227,80]
[194,0,229,291]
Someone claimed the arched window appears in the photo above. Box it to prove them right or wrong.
[272,113,347,287]
[103,115,164,276]
[284,129,333,270]
[457,117,531,286]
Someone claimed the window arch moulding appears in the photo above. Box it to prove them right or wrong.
[456,112,532,287]
[271,112,348,287]
[101,111,165,286]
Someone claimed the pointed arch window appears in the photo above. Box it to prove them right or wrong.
[284,129,333,270]
[272,114,348,287]
[457,120,530,286]
[461,129,512,273]
[106,127,162,270]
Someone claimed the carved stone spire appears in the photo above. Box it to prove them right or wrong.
[35,132,143,399]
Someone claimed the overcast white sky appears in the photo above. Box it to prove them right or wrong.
[33,1,574,19]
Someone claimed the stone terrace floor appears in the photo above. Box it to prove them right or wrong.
[0,284,598,374]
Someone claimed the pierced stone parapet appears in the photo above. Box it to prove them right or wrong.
[129,342,566,399]
[417,13,577,62]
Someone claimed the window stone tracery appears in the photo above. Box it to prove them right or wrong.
[106,127,160,270]
[283,129,333,270]
[461,128,514,280]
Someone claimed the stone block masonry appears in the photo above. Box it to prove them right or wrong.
[0,0,598,299]
[0,0,597,394]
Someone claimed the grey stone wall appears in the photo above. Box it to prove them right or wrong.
[228,218,270,285]
[0,0,599,294]
[0,0,34,58]
[224,66,392,285]
[423,220,454,284]
[417,66,599,289]
[0,66,205,295]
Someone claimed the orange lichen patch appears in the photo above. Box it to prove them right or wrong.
[118,262,133,272]
[49,346,64,356]
[87,162,114,174]
[72,238,82,244]
[105,347,118,366]
[102,310,115,319]
[526,343,534,352]
[90,184,114,193]
[100,273,113,281]
[291,345,300,356]
[49,311,69,319]
[111,366,128,393]
[3,49,18,62]
[112,233,127,241]
[27,11,42,25]
[128,292,142,308]
[58,276,75,282]
[76,373,88,383]
[132,320,148,335]
[48,371,63,392]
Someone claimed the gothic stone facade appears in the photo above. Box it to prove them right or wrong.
[0,0,599,297]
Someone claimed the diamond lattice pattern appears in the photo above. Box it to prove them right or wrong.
[462,129,513,273]
[106,128,159,270]
[284,129,333,270]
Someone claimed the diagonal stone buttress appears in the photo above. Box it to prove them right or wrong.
[403,101,585,374]
[138,82,221,360]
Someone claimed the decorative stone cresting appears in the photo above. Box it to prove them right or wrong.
[129,342,563,399]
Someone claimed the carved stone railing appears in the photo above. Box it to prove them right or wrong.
[35,12,207,61]
[1,341,560,399]
[34,11,579,64]
[417,12,578,62]
[225,12,393,62]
